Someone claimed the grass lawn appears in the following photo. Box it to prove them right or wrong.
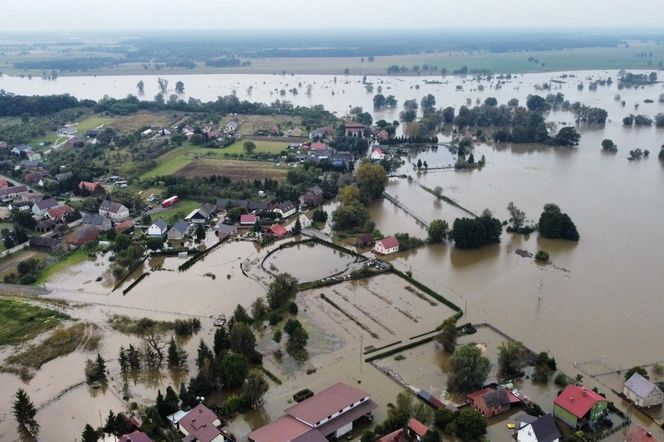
[223,139,289,155]
[34,249,90,285]
[154,199,201,224]
[0,297,70,346]
[76,115,115,132]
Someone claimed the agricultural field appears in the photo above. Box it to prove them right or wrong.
[221,114,305,136]
[0,297,69,346]
[174,158,289,181]
[222,139,289,155]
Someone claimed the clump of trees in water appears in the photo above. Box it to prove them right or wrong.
[538,204,579,241]
[450,210,502,249]
[506,202,535,234]
[618,71,658,88]
[332,162,386,232]
[623,114,653,126]
[601,139,618,153]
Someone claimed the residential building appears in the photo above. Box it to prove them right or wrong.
[269,224,288,238]
[376,129,390,142]
[0,178,8,189]
[240,214,258,227]
[55,172,73,183]
[46,205,74,223]
[99,200,130,222]
[344,121,365,137]
[167,219,190,241]
[467,386,520,417]
[626,426,660,442]
[67,226,99,248]
[310,127,335,140]
[373,236,400,255]
[217,223,238,240]
[32,197,59,217]
[310,141,328,151]
[370,146,385,161]
[186,203,215,224]
[0,185,30,202]
[299,185,324,208]
[148,219,168,237]
[29,236,60,251]
[356,233,374,248]
[377,418,430,442]
[174,404,225,442]
[118,430,153,442]
[82,214,112,232]
[553,385,608,429]
[19,159,42,170]
[24,171,49,186]
[35,218,56,232]
[624,373,664,408]
[272,201,296,218]
[115,220,135,234]
[249,383,377,442]
[516,413,561,442]
[79,181,105,194]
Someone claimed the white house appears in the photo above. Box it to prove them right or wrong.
[99,200,130,222]
[32,197,59,217]
[516,414,560,442]
[373,236,399,255]
[272,201,296,218]
[148,219,168,237]
[370,146,385,161]
[141,128,153,137]
[624,373,664,408]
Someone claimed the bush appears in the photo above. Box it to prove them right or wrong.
[554,372,570,387]
[288,302,298,315]
[535,250,550,263]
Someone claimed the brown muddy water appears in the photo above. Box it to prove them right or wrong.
[1,69,663,440]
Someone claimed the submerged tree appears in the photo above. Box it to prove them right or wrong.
[507,202,526,231]
[175,81,185,94]
[498,341,527,378]
[436,316,458,353]
[13,389,38,439]
[136,80,145,94]
[447,345,490,393]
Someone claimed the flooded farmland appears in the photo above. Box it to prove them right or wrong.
[1,69,663,440]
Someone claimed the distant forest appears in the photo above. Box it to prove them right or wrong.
[3,29,664,71]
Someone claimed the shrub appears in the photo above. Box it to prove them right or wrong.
[535,250,550,263]
[554,372,570,387]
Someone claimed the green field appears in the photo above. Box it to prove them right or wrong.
[76,115,115,132]
[222,140,289,155]
[154,199,201,224]
[34,249,90,285]
[0,297,70,346]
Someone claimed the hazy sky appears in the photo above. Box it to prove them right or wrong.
[0,0,660,31]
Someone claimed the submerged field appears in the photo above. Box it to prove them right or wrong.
[0,297,69,346]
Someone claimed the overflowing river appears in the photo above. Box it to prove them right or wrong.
[1,70,664,441]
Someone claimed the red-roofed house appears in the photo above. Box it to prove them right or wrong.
[269,224,289,238]
[119,430,153,442]
[376,130,390,142]
[344,121,365,137]
[0,178,8,189]
[553,385,608,429]
[467,386,520,417]
[626,426,660,442]
[175,404,224,442]
[46,205,74,223]
[240,214,258,227]
[310,141,328,151]
[249,383,377,442]
[370,146,385,161]
[377,418,431,442]
[373,236,399,255]
[79,181,105,195]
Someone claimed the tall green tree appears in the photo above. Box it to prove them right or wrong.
[454,408,487,442]
[241,372,269,406]
[498,341,526,378]
[81,424,99,442]
[436,317,457,353]
[13,389,38,438]
[428,219,448,243]
[356,162,388,201]
[447,344,490,393]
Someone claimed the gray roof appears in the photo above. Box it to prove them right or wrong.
[170,219,189,234]
[55,172,73,182]
[514,413,538,430]
[34,197,59,211]
[482,388,510,408]
[218,223,238,235]
[82,214,110,227]
[153,219,168,231]
[99,200,126,214]
[529,414,561,442]
[625,373,660,398]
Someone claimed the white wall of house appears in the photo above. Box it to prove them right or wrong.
[624,386,664,407]
[100,205,129,222]
[148,225,166,236]
[373,242,398,255]
[335,421,353,438]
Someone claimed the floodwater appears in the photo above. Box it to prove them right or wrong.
[262,242,360,282]
[1,69,664,440]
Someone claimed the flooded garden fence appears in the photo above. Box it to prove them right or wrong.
[389,267,463,314]
[178,238,226,271]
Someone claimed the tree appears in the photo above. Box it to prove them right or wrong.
[85,354,107,384]
[157,77,168,94]
[356,162,387,201]
[229,322,257,356]
[507,202,526,231]
[450,213,502,249]
[196,339,214,369]
[241,372,269,406]
[436,317,457,353]
[266,273,298,310]
[601,139,617,152]
[538,204,579,241]
[136,80,145,94]
[167,337,187,368]
[292,217,302,235]
[447,344,491,393]
[312,209,328,223]
[13,389,38,438]
[498,341,526,378]
[373,94,386,109]
[218,352,248,387]
[146,237,163,251]
[387,392,413,428]
[243,141,256,154]
[213,326,230,356]
[338,185,361,205]
[428,219,448,243]
[624,366,649,381]
[195,224,205,242]
[454,408,487,442]
[554,127,580,146]
[81,424,99,442]
[434,408,455,431]
[287,324,308,348]
[233,304,252,323]
[175,81,185,94]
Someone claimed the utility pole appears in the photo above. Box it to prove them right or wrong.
[360,334,363,374]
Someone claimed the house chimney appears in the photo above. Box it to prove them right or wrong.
[569,397,574,402]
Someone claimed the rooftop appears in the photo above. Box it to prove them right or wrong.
[554,385,607,418]
[248,415,325,442]
[177,404,222,442]
[285,382,370,426]
[625,373,661,398]
[377,236,399,249]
